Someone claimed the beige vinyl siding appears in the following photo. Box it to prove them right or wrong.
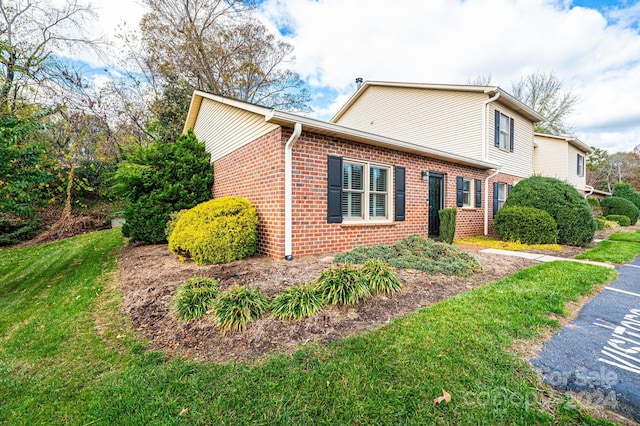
[533,136,568,181]
[193,98,279,162]
[487,103,534,178]
[334,86,484,159]
[567,144,586,191]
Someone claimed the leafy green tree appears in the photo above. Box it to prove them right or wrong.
[112,131,215,244]
[0,113,52,217]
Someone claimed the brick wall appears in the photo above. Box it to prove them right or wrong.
[286,128,519,257]
[213,125,521,258]
[212,127,285,257]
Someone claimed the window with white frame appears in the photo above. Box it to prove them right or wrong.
[577,154,585,177]
[462,178,473,208]
[498,113,510,150]
[496,182,507,211]
[342,160,391,221]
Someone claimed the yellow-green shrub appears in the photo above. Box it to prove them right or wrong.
[168,196,258,265]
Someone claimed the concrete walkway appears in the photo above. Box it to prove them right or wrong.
[479,248,615,269]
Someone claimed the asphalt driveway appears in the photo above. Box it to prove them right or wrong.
[531,256,640,422]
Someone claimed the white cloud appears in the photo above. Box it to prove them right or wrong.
[63,0,640,153]
[259,0,640,152]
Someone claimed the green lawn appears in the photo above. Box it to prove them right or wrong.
[0,230,618,425]
[576,231,640,264]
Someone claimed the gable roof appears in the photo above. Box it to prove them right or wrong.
[533,132,592,153]
[331,81,545,123]
[184,90,501,170]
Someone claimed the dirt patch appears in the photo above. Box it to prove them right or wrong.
[119,244,537,363]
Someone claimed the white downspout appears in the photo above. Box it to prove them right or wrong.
[482,91,501,235]
[584,185,594,198]
[284,122,302,260]
[482,92,501,161]
[484,169,500,235]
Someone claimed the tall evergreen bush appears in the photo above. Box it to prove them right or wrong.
[112,131,214,244]
[438,207,457,244]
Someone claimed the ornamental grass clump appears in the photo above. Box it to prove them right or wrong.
[359,259,402,296]
[171,277,220,322]
[270,283,325,320]
[316,264,371,306]
[213,285,269,334]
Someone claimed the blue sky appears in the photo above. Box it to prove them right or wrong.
[79,0,640,153]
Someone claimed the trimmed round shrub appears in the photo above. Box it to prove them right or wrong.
[165,209,188,239]
[171,277,220,322]
[494,206,558,244]
[360,259,403,296]
[606,214,631,227]
[601,196,639,225]
[612,183,640,211]
[502,176,596,246]
[316,264,371,305]
[213,285,269,334]
[168,196,258,265]
[271,283,324,320]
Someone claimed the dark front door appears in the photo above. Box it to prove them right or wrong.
[428,173,444,237]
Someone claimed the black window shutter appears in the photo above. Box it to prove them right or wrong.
[327,156,343,223]
[475,179,482,208]
[494,110,500,148]
[493,182,499,218]
[508,184,513,195]
[456,176,464,207]
[509,117,515,152]
[394,166,406,221]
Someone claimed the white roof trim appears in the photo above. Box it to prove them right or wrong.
[186,90,501,170]
[533,132,592,153]
[331,80,545,123]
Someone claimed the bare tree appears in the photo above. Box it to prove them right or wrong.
[138,0,310,112]
[0,0,103,113]
[511,71,578,135]
[587,147,640,192]
[466,74,493,86]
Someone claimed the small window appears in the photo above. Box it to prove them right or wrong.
[496,183,507,211]
[342,159,391,222]
[462,178,473,208]
[494,110,514,152]
[499,113,510,150]
[577,154,585,177]
[342,162,364,219]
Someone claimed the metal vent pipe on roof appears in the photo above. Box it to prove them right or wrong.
[356,77,363,90]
